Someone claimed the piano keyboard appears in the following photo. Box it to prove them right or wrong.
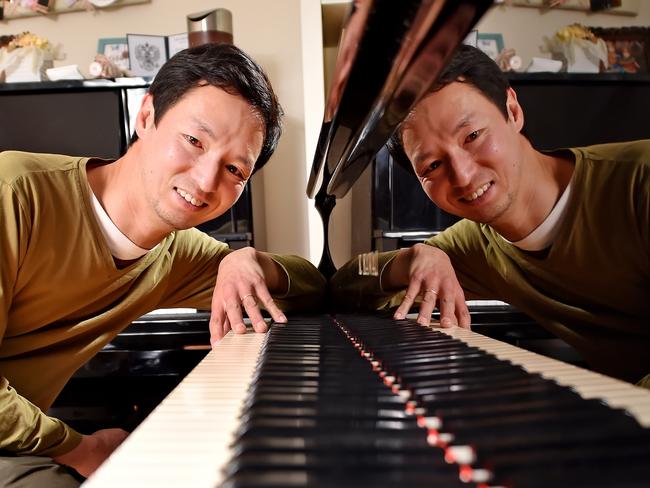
[83,330,267,488]
[84,314,650,487]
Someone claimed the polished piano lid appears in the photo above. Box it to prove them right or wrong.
[308,0,493,199]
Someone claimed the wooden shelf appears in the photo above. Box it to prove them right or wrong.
[1,0,150,21]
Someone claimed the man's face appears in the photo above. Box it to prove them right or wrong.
[135,84,264,232]
[401,82,524,227]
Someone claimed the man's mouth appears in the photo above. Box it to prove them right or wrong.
[461,181,493,202]
[175,187,206,207]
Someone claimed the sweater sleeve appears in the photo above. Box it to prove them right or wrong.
[0,180,83,457]
[424,220,499,299]
[329,220,500,312]
[0,378,83,456]
[159,231,327,313]
[267,254,327,312]
[329,250,402,311]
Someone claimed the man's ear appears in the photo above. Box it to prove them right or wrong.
[505,87,524,133]
[134,93,155,138]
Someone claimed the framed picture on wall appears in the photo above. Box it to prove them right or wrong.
[477,33,504,61]
[97,37,129,72]
[167,33,189,58]
[590,26,650,74]
[127,33,168,78]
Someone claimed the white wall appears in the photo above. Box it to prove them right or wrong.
[2,0,324,261]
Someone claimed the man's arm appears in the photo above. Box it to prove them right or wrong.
[330,244,469,328]
[209,248,326,343]
[52,428,128,478]
[384,244,470,328]
[0,377,83,457]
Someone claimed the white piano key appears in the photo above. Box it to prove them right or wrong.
[83,331,267,488]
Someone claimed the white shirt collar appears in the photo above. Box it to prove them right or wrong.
[505,176,573,252]
[90,191,153,260]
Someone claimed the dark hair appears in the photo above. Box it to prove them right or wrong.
[131,43,283,173]
[387,44,510,171]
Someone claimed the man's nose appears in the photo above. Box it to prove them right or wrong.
[194,158,221,194]
[448,150,476,188]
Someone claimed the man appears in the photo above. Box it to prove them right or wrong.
[331,45,649,387]
[0,43,325,486]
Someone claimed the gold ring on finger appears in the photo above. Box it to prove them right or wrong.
[241,293,256,303]
[425,288,438,295]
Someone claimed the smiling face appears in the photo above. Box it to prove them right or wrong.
[134,84,264,233]
[401,81,526,227]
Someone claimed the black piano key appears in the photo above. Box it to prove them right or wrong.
[225,314,648,488]
[429,396,610,428]
[466,428,650,465]
[222,468,466,488]
[224,450,452,473]
[495,459,650,488]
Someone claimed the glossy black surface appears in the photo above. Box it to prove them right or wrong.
[372,73,650,247]
[308,0,492,275]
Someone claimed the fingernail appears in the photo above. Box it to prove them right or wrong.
[211,339,221,348]
[256,322,268,332]
[441,318,453,327]
[278,314,287,323]
[394,312,404,320]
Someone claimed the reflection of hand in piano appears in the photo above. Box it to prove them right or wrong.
[383,244,470,328]
[209,248,288,344]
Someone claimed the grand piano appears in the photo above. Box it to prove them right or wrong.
[82,0,650,486]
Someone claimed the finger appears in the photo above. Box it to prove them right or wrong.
[209,306,227,344]
[417,287,438,326]
[455,292,471,329]
[254,283,287,325]
[224,288,246,334]
[438,292,458,328]
[222,317,232,337]
[394,281,421,320]
[241,293,268,334]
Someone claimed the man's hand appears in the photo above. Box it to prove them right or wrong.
[209,247,288,344]
[52,428,128,478]
[383,243,470,329]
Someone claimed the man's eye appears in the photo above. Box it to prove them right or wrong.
[184,135,202,148]
[418,160,441,179]
[227,165,245,179]
[465,130,480,144]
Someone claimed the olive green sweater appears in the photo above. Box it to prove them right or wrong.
[331,141,650,384]
[0,151,325,457]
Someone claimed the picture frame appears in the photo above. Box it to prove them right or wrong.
[97,37,129,72]
[589,26,650,74]
[477,33,504,61]
[167,32,189,59]
[463,29,478,48]
[126,33,168,78]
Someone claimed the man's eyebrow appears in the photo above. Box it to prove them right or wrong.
[192,117,216,139]
[454,114,473,133]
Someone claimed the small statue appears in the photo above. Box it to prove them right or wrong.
[496,48,522,72]
[88,53,123,78]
